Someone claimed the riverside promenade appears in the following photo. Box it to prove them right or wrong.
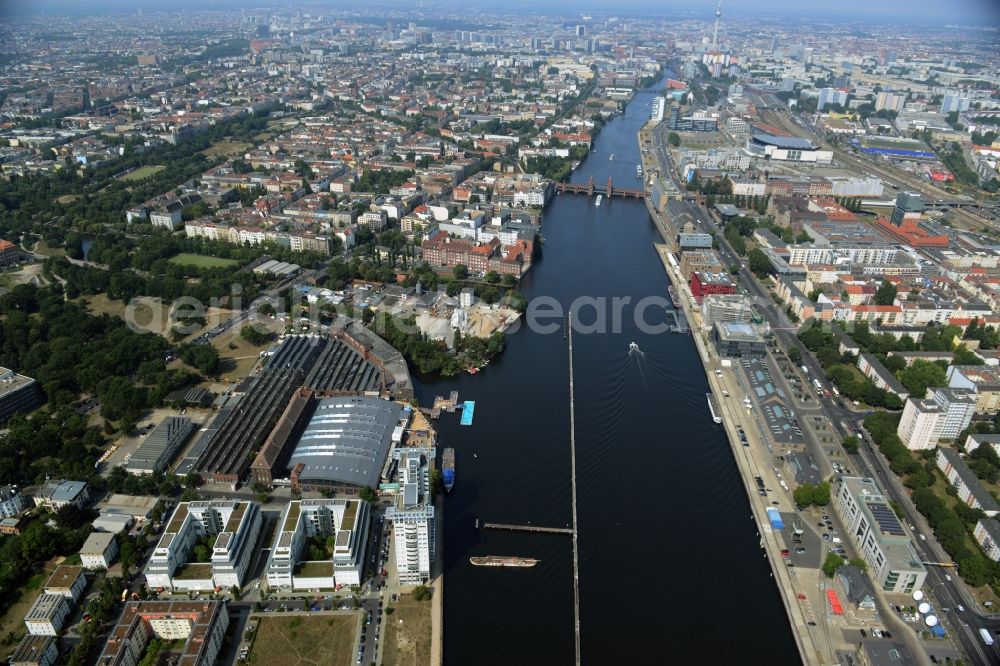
[653,243,824,664]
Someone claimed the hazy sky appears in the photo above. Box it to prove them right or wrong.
[1,0,999,23]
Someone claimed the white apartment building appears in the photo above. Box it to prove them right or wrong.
[896,398,941,451]
[386,450,435,587]
[24,595,69,636]
[875,92,906,112]
[9,635,58,666]
[974,519,1000,562]
[786,246,898,266]
[731,179,767,196]
[0,485,25,518]
[835,477,926,594]
[44,566,87,602]
[145,500,262,592]
[80,531,119,570]
[927,388,976,440]
[359,210,388,231]
[936,448,1000,517]
[266,499,370,591]
[97,601,229,666]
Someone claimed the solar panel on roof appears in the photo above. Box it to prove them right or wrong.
[867,502,905,536]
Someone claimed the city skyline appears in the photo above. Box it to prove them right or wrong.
[2,0,999,22]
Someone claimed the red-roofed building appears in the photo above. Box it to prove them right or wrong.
[873,217,949,247]
[0,239,19,267]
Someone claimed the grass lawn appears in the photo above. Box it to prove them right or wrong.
[248,615,357,666]
[167,253,239,269]
[861,136,925,150]
[200,141,250,157]
[31,240,65,257]
[56,194,80,204]
[0,557,62,648]
[382,594,432,666]
[120,165,165,182]
[85,294,169,334]
[209,322,280,381]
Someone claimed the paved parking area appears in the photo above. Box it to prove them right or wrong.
[778,512,824,570]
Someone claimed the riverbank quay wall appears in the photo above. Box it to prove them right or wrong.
[648,211,816,665]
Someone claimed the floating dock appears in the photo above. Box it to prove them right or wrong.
[706,393,722,424]
[483,523,573,535]
[460,401,476,426]
[432,391,461,414]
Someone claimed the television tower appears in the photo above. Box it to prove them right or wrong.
[712,0,722,50]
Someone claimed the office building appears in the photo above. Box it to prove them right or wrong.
[689,271,737,303]
[667,107,718,132]
[711,321,767,359]
[875,92,906,113]
[817,88,847,110]
[974,519,1000,562]
[32,480,90,510]
[927,388,975,440]
[145,500,262,592]
[9,635,58,666]
[126,417,193,475]
[680,249,724,277]
[0,367,42,425]
[701,294,754,329]
[896,399,941,451]
[266,499,371,590]
[23,595,69,636]
[386,450,435,587]
[80,531,119,570]
[890,192,923,226]
[936,448,1000,517]
[97,601,229,666]
[835,477,926,593]
[941,94,971,115]
[0,485,26,518]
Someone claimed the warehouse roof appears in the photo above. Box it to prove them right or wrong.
[287,397,403,488]
[751,132,816,150]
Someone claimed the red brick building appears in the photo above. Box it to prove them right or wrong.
[421,232,523,276]
[690,271,737,303]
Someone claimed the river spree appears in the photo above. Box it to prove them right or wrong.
[415,80,800,665]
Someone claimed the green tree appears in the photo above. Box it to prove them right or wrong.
[848,557,867,571]
[453,264,469,280]
[748,249,771,278]
[788,347,802,364]
[841,435,859,454]
[359,486,378,503]
[896,360,947,399]
[668,132,681,147]
[822,552,845,578]
[874,280,897,306]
